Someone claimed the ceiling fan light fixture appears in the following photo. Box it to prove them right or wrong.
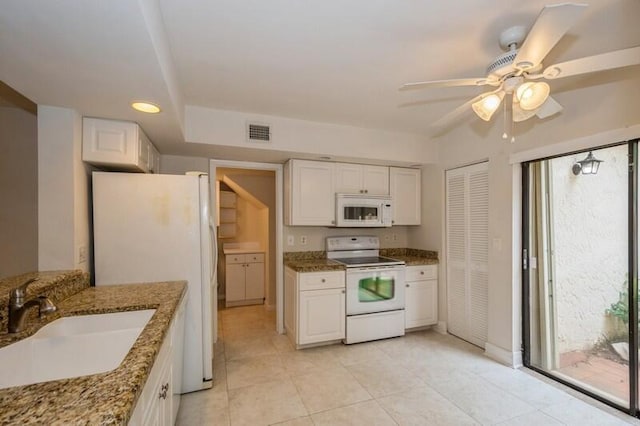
[472,92,504,121]
[516,82,550,110]
[513,103,538,122]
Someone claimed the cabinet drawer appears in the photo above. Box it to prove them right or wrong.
[246,253,264,263]
[226,254,245,264]
[406,265,437,281]
[299,271,345,291]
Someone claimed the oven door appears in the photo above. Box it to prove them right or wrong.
[346,266,405,315]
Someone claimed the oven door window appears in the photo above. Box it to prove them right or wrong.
[343,206,379,221]
[358,276,394,302]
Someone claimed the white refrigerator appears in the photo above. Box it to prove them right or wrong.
[92,171,216,393]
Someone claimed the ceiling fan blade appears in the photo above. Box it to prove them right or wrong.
[513,3,587,71]
[536,95,563,119]
[543,46,640,79]
[431,90,502,129]
[400,78,497,91]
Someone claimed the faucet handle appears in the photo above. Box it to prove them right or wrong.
[10,278,39,301]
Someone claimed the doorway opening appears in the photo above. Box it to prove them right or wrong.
[209,160,284,349]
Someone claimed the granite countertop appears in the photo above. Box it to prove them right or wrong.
[284,248,439,272]
[285,258,346,273]
[380,248,439,266]
[0,280,186,425]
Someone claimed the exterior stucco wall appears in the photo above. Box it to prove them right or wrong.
[551,144,628,352]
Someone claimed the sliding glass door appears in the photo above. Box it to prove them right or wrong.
[523,142,637,413]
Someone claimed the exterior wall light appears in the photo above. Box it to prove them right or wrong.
[572,151,603,175]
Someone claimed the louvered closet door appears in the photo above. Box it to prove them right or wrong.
[446,162,489,348]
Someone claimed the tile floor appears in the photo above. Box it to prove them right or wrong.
[176,305,640,425]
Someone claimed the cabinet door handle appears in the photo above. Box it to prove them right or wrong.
[341,289,345,294]
[420,271,424,275]
[364,189,368,194]
[159,382,169,399]
[406,284,410,287]
[321,278,326,283]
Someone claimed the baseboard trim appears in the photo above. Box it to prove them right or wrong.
[435,321,447,335]
[484,342,523,368]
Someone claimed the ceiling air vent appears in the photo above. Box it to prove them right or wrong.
[247,122,272,143]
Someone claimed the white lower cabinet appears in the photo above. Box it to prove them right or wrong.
[284,267,345,347]
[405,265,438,329]
[129,296,186,426]
[225,253,265,307]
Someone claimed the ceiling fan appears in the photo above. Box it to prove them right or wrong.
[401,3,640,139]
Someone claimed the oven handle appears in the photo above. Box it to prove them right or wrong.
[346,265,405,274]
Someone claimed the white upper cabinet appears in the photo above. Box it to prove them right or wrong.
[335,164,389,195]
[390,167,421,225]
[285,159,336,226]
[285,160,421,227]
[82,117,158,173]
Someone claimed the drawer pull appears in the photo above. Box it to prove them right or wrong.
[420,271,424,275]
[341,289,345,294]
[406,284,410,287]
[321,278,326,283]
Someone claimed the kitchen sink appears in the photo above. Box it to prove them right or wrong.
[0,309,155,389]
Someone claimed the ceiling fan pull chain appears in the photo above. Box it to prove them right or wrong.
[502,97,508,140]
[511,105,516,143]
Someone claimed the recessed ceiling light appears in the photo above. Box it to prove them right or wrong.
[131,101,161,114]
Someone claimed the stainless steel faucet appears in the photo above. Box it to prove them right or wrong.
[8,278,57,333]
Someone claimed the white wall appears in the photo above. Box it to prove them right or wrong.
[38,106,91,272]
[0,106,38,278]
[185,105,438,165]
[159,154,209,175]
[435,77,640,361]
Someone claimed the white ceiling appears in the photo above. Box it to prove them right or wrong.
[1,0,639,160]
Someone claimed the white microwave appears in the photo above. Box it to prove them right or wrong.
[335,193,392,227]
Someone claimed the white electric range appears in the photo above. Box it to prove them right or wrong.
[326,236,406,344]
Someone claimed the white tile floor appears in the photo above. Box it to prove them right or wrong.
[176,305,640,425]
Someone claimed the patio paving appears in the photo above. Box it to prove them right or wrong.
[558,350,630,403]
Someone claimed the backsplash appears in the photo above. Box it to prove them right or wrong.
[284,226,409,252]
[0,270,89,333]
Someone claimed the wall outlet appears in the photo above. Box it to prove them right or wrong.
[300,235,308,245]
[78,245,87,264]
[287,235,295,246]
